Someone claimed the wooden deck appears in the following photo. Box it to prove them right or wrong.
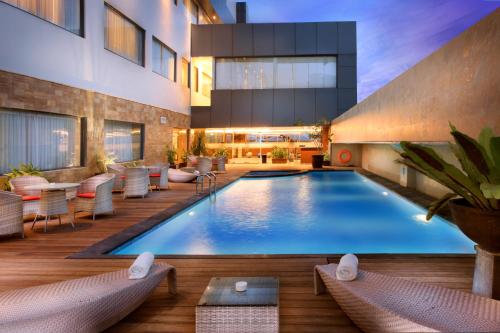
[0,167,475,332]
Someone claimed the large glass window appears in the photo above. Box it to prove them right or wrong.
[104,120,143,162]
[105,4,145,66]
[0,110,80,173]
[2,0,83,36]
[216,56,336,90]
[153,37,176,81]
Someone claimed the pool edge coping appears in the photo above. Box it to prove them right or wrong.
[70,168,467,259]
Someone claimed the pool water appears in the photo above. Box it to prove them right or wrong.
[111,171,475,255]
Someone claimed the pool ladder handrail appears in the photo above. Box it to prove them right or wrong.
[195,172,217,197]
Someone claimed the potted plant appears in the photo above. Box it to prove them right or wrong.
[191,131,207,156]
[310,120,333,168]
[271,146,288,164]
[165,145,177,168]
[178,150,188,168]
[397,125,499,298]
[213,147,228,172]
[4,163,45,190]
[323,152,331,166]
[96,152,117,174]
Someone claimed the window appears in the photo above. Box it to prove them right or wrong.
[1,0,83,36]
[184,0,198,24]
[104,4,145,66]
[104,120,143,162]
[201,72,212,98]
[193,66,199,92]
[215,56,337,90]
[0,110,81,173]
[181,58,190,87]
[152,37,176,81]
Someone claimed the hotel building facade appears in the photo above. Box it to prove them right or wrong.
[0,0,356,180]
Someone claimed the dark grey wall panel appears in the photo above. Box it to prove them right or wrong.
[274,24,295,56]
[338,54,356,67]
[315,88,337,122]
[273,90,294,126]
[317,22,338,54]
[233,24,253,56]
[252,90,273,126]
[211,90,232,127]
[190,106,211,128]
[191,25,212,56]
[338,22,356,54]
[338,66,357,89]
[338,88,357,112]
[253,24,274,56]
[295,23,317,55]
[294,89,315,124]
[212,25,233,57]
[231,90,252,126]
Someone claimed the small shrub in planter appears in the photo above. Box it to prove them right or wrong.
[271,146,288,164]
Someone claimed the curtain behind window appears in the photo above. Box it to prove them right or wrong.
[104,120,142,162]
[0,110,79,173]
[3,0,81,35]
[105,5,144,65]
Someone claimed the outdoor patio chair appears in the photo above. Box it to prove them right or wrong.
[123,167,150,199]
[106,164,127,192]
[0,191,24,238]
[9,175,48,218]
[0,263,176,333]
[314,263,500,333]
[148,165,169,190]
[74,173,115,222]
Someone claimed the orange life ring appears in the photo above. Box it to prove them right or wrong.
[337,149,352,164]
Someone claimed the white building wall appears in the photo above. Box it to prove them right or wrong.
[0,0,192,115]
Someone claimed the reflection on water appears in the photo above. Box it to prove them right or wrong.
[113,171,476,255]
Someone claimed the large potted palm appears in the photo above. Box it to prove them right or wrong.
[397,124,499,299]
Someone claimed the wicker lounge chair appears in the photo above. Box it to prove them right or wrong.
[314,263,500,333]
[0,263,176,333]
[168,168,198,183]
[0,191,24,238]
[148,165,169,190]
[106,164,127,192]
[74,173,115,221]
[9,175,48,218]
[123,167,150,199]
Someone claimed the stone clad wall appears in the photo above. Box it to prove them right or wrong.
[331,9,500,143]
[0,70,190,183]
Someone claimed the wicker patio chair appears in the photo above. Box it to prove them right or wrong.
[123,167,150,199]
[9,175,48,218]
[74,173,115,221]
[106,164,127,192]
[0,191,24,238]
[0,263,176,333]
[314,263,500,332]
[148,165,169,190]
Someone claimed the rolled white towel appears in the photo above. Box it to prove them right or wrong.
[128,252,155,280]
[336,254,359,281]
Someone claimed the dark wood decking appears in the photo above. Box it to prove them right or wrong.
[0,168,475,332]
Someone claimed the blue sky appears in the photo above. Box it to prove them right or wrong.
[214,0,500,102]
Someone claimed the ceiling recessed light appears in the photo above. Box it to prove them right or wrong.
[212,15,216,19]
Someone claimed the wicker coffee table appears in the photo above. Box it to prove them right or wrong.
[196,276,279,333]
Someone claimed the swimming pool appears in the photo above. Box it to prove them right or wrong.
[111,171,475,255]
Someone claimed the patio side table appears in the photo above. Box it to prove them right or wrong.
[196,276,279,333]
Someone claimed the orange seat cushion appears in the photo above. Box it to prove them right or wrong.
[77,192,96,199]
[149,173,161,177]
[22,195,40,201]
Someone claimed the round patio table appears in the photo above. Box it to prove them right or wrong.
[24,183,80,232]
